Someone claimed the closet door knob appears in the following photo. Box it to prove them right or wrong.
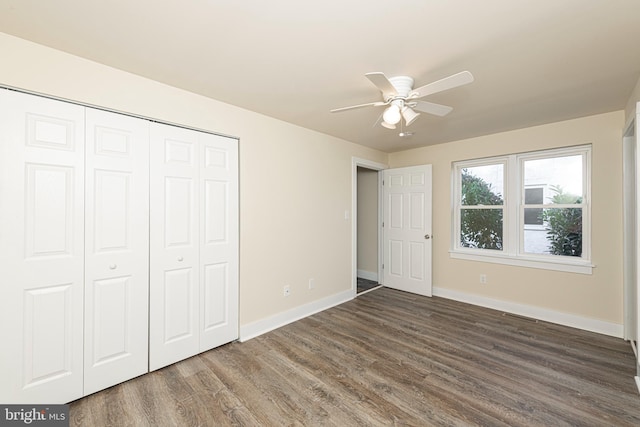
[109,264,117,270]
[177,256,184,262]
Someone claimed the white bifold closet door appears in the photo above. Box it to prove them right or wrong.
[0,90,150,403]
[149,122,238,371]
[83,108,149,395]
[0,90,86,403]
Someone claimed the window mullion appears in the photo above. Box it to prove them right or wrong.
[506,154,519,256]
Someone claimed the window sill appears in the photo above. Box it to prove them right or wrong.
[449,250,594,274]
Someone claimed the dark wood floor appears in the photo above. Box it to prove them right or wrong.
[70,288,640,426]
[357,277,380,294]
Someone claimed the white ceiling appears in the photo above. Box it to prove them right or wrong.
[1,0,639,152]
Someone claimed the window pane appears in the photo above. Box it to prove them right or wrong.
[525,187,543,204]
[523,155,582,204]
[461,164,503,206]
[460,208,503,250]
[524,188,544,225]
[524,207,543,226]
[523,207,582,257]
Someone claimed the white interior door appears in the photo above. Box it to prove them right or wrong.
[83,108,149,394]
[0,90,85,403]
[383,165,433,296]
[149,123,201,371]
[199,134,239,351]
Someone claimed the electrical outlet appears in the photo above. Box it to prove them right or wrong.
[479,274,487,284]
[283,285,290,297]
[309,278,315,290]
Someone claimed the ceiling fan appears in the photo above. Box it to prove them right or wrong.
[331,71,474,129]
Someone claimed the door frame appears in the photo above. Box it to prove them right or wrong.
[623,118,636,343]
[622,103,640,393]
[351,157,387,297]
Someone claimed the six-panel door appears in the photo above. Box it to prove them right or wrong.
[149,123,201,371]
[0,90,86,403]
[83,108,150,395]
[199,135,239,351]
[149,123,239,371]
[383,165,433,297]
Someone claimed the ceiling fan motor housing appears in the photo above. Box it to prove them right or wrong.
[387,76,414,100]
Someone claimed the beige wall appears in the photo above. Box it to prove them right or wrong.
[389,111,624,325]
[357,167,379,277]
[0,33,388,327]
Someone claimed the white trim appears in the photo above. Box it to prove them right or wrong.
[433,286,622,338]
[377,171,384,284]
[635,376,640,395]
[239,289,353,342]
[358,285,383,296]
[357,269,378,281]
[450,251,594,274]
[622,122,637,341]
[351,157,388,299]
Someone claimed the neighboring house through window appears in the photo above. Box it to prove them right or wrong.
[524,187,544,225]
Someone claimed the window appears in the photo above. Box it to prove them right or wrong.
[451,145,592,274]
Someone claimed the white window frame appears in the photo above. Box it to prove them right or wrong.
[451,145,593,274]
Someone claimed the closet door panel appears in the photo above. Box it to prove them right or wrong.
[163,267,197,341]
[149,123,200,371]
[0,90,85,404]
[200,135,239,350]
[84,109,150,394]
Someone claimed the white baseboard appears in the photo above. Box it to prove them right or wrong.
[636,376,640,395]
[433,286,623,338]
[357,269,378,281]
[239,285,623,342]
[239,289,354,342]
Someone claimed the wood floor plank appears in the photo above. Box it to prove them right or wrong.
[70,288,640,426]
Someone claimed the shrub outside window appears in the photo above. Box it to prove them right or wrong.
[451,146,592,274]
[459,162,505,251]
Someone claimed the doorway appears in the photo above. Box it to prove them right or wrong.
[351,158,386,296]
[357,166,381,294]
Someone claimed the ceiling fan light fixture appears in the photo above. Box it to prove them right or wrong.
[332,70,474,134]
[401,106,420,126]
[382,104,401,125]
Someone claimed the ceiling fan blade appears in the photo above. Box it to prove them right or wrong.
[413,100,453,117]
[330,101,386,113]
[410,71,474,99]
[372,111,384,128]
[365,72,398,98]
